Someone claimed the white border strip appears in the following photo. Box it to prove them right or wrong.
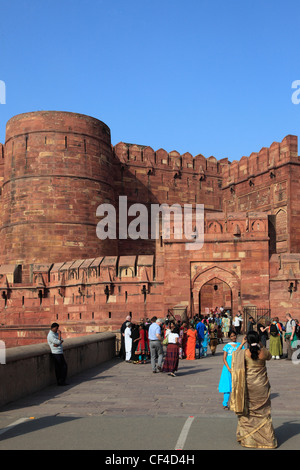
[175,416,195,450]
[0,418,33,437]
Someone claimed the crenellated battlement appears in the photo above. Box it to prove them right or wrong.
[113,135,299,196]
[222,135,299,188]
[113,141,229,176]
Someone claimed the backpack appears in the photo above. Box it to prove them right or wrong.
[295,323,300,340]
[270,323,279,337]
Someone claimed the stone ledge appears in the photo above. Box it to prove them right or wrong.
[0,332,116,408]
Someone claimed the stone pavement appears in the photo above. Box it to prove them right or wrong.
[0,339,299,451]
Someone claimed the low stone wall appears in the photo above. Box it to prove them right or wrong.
[0,332,116,408]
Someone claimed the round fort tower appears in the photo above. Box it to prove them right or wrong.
[0,111,117,270]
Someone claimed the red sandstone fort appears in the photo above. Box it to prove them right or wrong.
[0,111,299,347]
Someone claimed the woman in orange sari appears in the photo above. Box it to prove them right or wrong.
[231,331,277,449]
[186,323,197,360]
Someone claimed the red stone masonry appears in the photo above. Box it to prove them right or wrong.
[1,112,117,280]
[0,111,299,347]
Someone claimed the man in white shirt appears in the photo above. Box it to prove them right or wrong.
[233,312,243,335]
[47,323,68,386]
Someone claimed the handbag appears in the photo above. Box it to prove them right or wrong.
[162,336,169,345]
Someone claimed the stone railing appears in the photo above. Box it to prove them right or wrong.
[0,332,116,408]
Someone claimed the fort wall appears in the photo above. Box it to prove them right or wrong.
[0,111,299,347]
[222,135,299,254]
[113,142,226,209]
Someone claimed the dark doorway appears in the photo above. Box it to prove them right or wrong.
[199,277,232,315]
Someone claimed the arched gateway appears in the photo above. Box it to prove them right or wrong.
[191,266,241,316]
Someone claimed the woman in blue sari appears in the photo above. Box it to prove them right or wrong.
[218,330,244,409]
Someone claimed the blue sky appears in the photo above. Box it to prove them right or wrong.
[0,0,299,161]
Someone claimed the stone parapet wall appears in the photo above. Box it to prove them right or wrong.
[0,332,116,408]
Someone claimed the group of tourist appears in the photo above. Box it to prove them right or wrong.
[119,309,300,367]
[46,309,299,450]
[246,313,300,360]
[118,312,231,376]
[118,310,300,449]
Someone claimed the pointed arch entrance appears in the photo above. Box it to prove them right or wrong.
[191,266,240,316]
[199,277,232,314]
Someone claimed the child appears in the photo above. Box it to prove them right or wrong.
[217,324,223,344]
[208,322,218,355]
